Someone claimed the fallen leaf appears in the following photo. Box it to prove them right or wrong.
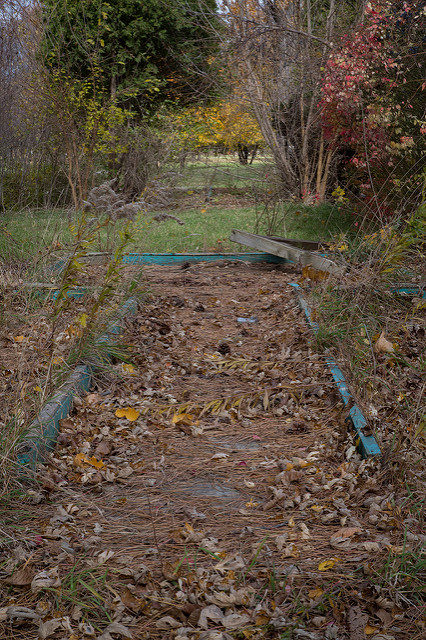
[74,453,105,470]
[374,332,394,354]
[121,587,141,612]
[275,534,288,551]
[115,407,140,421]
[154,616,181,630]
[318,558,339,571]
[376,608,393,627]
[78,313,88,328]
[122,363,136,374]
[215,553,245,573]
[38,617,63,639]
[347,605,368,640]
[362,541,381,552]
[171,412,193,426]
[98,622,132,639]
[211,453,229,460]
[6,606,40,622]
[198,604,224,629]
[365,624,379,635]
[281,543,299,558]
[96,550,114,564]
[5,565,35,586]
[86,393,102,405]
[31,568,61,593]
[308,588,324,600]
[222,613,250,629]
[94,440,112,457]
[299,523,311,540]
[13,335,25,343]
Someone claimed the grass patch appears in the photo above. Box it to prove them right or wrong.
[1,205,260,259]
[1,200,354,263]
[44,563,113,629]
[1,208,73,263]
[175,154,275,190]
[255,201,356,241]
[138,205,259,252]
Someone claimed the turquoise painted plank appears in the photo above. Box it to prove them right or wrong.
[326,360,352,406]
[122,252,288,265]
[17,365,92,468]
[391,286,425,298]
[17,298,137,470]
[290,283,380,458]
[348,406,381,458]
[48,288,87,300]
[53,252,289,271]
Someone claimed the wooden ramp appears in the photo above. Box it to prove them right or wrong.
[230,229,345,276]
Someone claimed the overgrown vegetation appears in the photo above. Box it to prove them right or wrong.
[0,0,424,638]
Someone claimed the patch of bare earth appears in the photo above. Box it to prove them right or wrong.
[0,263,423,640]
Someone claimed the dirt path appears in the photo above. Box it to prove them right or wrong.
[0,262,420,640]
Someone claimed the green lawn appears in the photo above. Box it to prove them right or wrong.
[1,198,357,263]
[174,154,275,190]
[0,205,259,262]
[1,156,357,263]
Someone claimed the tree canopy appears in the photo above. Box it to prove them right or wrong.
[42,0,218,110]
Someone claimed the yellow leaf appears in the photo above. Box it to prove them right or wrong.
[34,385,42,392]
[171,412,193,426]
[298,460,311,468]
[14,335,25,343]
[364,625,378,635]
[74,453,105,469]
[78,313,88,328]
[311,505,323,513]
[52,356,64,365]
[122,363,136,374]
[115,407,140,421]
[318,558,340,571]
[308,588,324,599]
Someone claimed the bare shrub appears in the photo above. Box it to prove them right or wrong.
[84,180,184,225]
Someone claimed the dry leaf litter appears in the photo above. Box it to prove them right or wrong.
[0,262,424,640]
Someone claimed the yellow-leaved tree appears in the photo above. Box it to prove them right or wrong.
[173,100,264,164]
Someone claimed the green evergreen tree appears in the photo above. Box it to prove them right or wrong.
[42,0,218,110]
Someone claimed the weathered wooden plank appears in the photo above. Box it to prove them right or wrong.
[230,229,345,276]
[52,252,289,272]
[267,236,324,251]
[121,252,288,265]
[290,283,381,458]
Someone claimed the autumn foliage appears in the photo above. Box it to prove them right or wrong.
[319,0,425,215]
[172,100,264,161]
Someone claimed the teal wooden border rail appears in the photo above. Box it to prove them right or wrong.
[121,252,287,265]
[52,251,289,271]
[17,298,137,469]
[290,283,381,458]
